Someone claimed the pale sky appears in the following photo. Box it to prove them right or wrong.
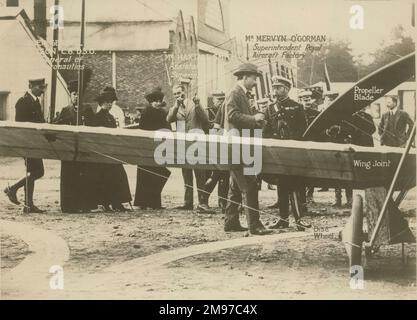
[230,0,415,60]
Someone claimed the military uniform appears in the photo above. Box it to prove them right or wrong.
[264,96,308,221]
[263,76,310,230]
[263,96,307,140]
[5,80,46,212]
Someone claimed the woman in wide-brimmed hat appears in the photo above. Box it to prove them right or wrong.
[83,87,132,212]
[134,87,171,210]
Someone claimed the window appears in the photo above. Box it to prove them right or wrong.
[205,0,224,31]
[0,93,9,120]
[6,0,19,6]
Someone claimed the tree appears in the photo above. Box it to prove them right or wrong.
[358,25,415,78]
[297,39,358,88]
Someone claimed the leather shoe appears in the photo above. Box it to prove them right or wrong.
[267,201,279,209]
[23,206,46,214]
[4,187,19,205]
[113,204,130,212]
[295,219,312,231]
[196,204,215,214]
[250,227,273,235]
[224,224,248,232]
[268,218,289,229]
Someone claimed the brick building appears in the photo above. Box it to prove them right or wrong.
[55,12,198,112]
[1,0,233,113]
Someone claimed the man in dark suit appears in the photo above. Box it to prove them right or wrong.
[378,96,414,147]
[4,79,47,213]
[224,63,272,235]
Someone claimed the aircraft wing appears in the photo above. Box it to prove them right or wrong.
[0,121,414,190]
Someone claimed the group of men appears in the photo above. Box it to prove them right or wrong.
[3,62,415,236]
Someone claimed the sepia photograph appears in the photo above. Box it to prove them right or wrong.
[0,0,416,304]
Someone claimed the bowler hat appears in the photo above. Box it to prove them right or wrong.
[233,63,262,77]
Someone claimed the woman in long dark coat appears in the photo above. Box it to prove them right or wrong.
[86,90,132,211]
[54,82,95,212]
[134,88,171,209]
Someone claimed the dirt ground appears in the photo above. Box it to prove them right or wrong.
[0,157,416,299]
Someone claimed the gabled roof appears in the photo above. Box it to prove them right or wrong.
[0,7,27,19]
[0,8,68,93]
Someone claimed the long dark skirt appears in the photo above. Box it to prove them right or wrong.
[134,166,171,208]
[60,161,83,212]
[86,163,131,207]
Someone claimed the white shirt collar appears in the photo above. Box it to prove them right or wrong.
[238,82,248,94]
[28,91,38,101]
[96,105,103,113]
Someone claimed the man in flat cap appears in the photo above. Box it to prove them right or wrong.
[207,91,226,126]
[263,76,310,231]
[167,84,213,214]
[4,79,47,213]
[223,63,272,235]
[299,90,319,126]
[204,91,230,212]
